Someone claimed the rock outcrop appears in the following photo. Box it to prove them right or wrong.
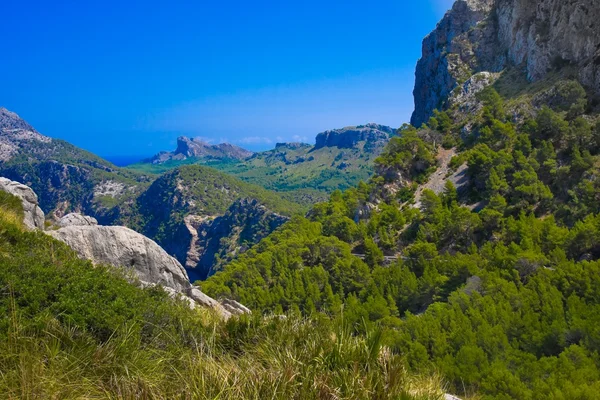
[411,0,600,127]
[148,137,253,164]
[48,225,192,293]
[314,123,395,150]
[58,212,98,227]
[0,177,45,229]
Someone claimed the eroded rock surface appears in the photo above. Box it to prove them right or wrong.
[58,212,98,227]
[48,225,192,293]
[412,0,600,126]
[0,177,45,230]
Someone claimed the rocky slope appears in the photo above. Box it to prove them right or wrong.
[181,199,289,281]
[412,0,600,127]
[123,165,300,281]
[148,136,254,164]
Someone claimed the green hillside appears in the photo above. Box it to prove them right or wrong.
[202,73,600,398]
[127,124,393,203]
[0,190,443,399]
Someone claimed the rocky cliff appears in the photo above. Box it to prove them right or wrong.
[412,0,600,127]
[149,137,253,164]
[314,123,394,150]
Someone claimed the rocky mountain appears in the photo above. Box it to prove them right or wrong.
[412,0,600,127]
[0,109,304,284]
[0,107,150,220]
[129,123,395,203]
[148,136,253,164]
[315,123,394,150]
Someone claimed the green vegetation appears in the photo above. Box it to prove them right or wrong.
[0,138,150,218]
[115,165,305,265]
[204,77,600,398]
[0,194,443,399]
[127,138,388,204]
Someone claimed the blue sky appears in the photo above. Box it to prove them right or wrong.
[1,0,454,158]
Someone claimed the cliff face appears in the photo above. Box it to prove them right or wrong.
[314,123,394,150]
[411,0,600,127]
[181,199,289,281]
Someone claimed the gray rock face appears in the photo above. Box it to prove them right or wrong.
[181,198,290,281]
[0,177,45,230]
[148,137,254,164]
[315,123,395,150]
[47,222,250,319]
[48,225,192,293]
[58,213,98,227]
[0,108,52,162]
[411,0,600,127]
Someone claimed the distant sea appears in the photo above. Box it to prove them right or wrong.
[102,155,149,167]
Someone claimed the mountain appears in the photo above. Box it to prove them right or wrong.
[147,136,253,164]
[118,164,303,281]
[0,107,150,220]
[412,0,600,127]
[128,123,395,203]
[0,108,304,282]
[202,0,600,398]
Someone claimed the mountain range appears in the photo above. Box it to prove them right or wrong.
[128,123,395,203]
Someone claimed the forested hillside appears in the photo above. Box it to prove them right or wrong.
[203,67,600,397]
[0,189,443,399]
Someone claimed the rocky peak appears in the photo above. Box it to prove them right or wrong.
[314,123,394,150]
[149,137,253,164]
[411,0,600,127]
[0,107,52,162]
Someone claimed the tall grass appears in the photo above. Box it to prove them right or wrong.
[0,191,446,399]
[0,309,445,399]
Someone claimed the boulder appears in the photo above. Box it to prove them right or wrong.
[48,223,249,319]
[48,225,191,293]
[0,177,45,230]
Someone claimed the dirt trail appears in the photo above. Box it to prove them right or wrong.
[414,147,467,208]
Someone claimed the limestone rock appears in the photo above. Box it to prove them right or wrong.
[411,0,600,127]
[315,123,394,150]
[48,225,191,293]
[47,222,251,319]
[0,177,45,230]
[147,137,253,164]
[220,298,252,316]
[58,213,98,227]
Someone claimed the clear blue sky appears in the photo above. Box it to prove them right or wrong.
[1,0,454,159]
